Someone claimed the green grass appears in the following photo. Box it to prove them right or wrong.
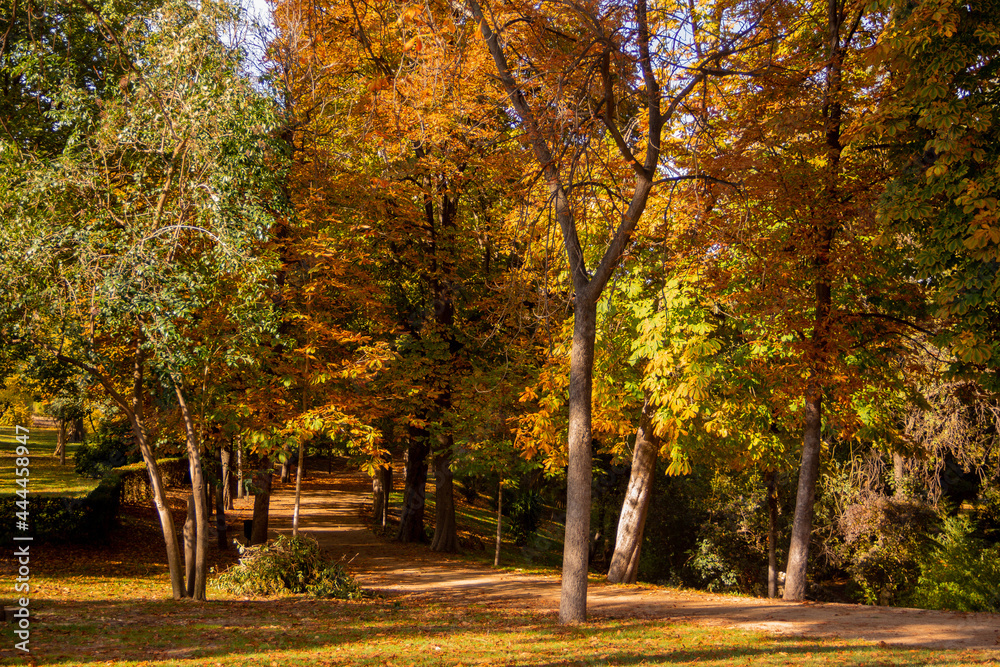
[0,427,98,497]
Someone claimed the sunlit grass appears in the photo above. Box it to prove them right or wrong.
[0,427,97,497]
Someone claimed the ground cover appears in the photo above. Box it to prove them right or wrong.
[0,459,997,666]
[0,427,96,498]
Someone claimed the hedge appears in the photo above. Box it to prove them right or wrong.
[0,456,191,546]
[117,457,190,504]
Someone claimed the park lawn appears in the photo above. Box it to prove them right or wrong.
[0,574,994,667]
[0,427,98,498]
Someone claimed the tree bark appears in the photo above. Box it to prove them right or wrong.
[236,440,245,499]
[174,382,208,601]
[397,435,429,543]
[431,448,458,552]
[893,453,905,497]
[69,416,85,443]
[215,478,228,550]
[561,299,598,622]
[56,348,186,598]
[251,468,272,545]
[221,445,234,510]
[783,394,822,601]
[767,470,779,598]
[494,481,503,567]
[55,420,67,465]
[292,438,305,537]
[183,495,197,598]
[372,459,392,529]
[607,396,658,584]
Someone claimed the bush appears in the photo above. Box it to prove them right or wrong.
[0,472,121,545]
[74,420,141,478]
[910,515,1000,612]
[117,457,190,504]
[213,535,363,599]
[837,495,936,605]
[505,488,543,545]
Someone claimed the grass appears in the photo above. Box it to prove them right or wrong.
[0,427,98,497]
[0,463,995,666]
[0,570,995,666]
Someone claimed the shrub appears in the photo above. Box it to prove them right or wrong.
[213,535,362,599]
[505,488,543,545]
[837,495,936,605]
[0,472,121,545]
[910,515,1000,612]
[74,420,141,478]
[116,457,189,504]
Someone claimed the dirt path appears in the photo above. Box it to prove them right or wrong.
[240,465,1000,651]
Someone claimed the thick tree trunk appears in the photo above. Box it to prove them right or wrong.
[607,396,658,584]
[184,495,197,598]
[431,448,458,552]
[397,436,429,543]
[174,383,208,601]
[783,394,822,601]
[55,420,67,465]
[494,481,503,567]
[560,299,597,623]
[251,469,272,545]
[767,470,779,598]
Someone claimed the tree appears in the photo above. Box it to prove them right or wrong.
[0,0,285,600]
[466,0,784,620]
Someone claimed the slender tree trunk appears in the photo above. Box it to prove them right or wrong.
[561,299,597,622]
[58,347,186,598]
[783,394,823,601]
[184,495,197,598]
[236,440,245,499]
[372,458,392,529]
[607,395,658,584]
[431,447,458,552]
[397,435,429,543]
[280,447,292,484]
[174,383,208,601]
[55,420,67,465]
[494,481,503,567]
[251,468,272,545]
[767,470,779,599]
[215,477,228,550]
[292,438,305,537]
[221,445,234,511]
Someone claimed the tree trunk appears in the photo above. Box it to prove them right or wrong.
[767,470,779,599]
[70,416,85,443]
[397,436,429,543]
[236,440,245,499]
[251,469,272,545]
[215,479,228,550]
[184,495,197,598]
[280,446,292,484]
[560,299,597,623]
[174,383,208,601]
[607,395,658,584]
[55,420,67,465]
[221,445,234,511]
[494,481,503,567]
[431,448,458,552]
[292,438,305,537]
[56,347,186,598]
[372,459,392,529]
[783,394,822,601]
